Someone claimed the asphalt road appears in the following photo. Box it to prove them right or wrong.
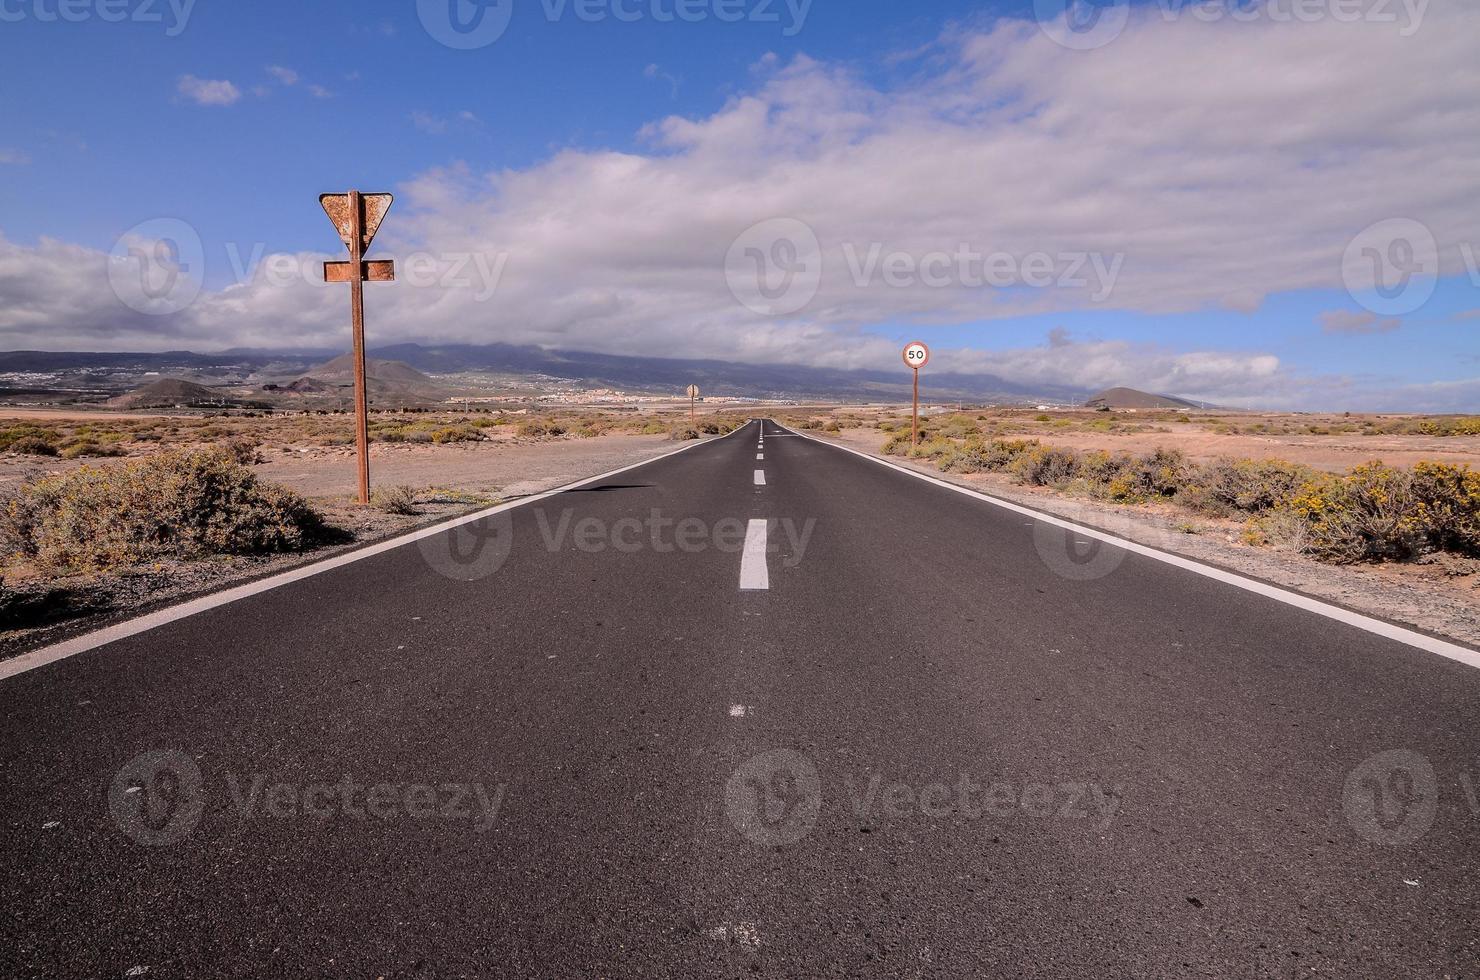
[3,419,1479,978]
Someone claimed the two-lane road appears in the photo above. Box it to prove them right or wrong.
[3,419,1479,977]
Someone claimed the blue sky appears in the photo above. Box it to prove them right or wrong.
[1,0,1477,410]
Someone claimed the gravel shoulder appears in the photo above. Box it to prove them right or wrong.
[821,427,1480,649]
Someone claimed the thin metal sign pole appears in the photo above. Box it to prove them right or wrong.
[348,189,371,506]
[912,367,920,447]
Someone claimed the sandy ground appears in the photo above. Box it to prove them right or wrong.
[0,433,687,656]
[254,433,677,501]
[1009,428,1480,472]
[827,427,1480,648]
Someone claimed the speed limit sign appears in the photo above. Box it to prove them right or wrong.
[903,342,930,370]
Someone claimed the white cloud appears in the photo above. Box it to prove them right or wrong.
[0,149,28,165]
[4,2,1479,411]
[176,75,241,107]
[266,65,299,86]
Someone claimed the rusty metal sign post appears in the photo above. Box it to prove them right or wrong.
[687,384,700,422]
[321,190,394,505]
[903,342,930,447]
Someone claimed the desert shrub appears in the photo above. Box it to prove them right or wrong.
[698,421,724,435]
[1011,446,1081,487]
[940,438,1038,474]
[1410,462,1480,556]
[1182,458,1314,517]
[641,421,670,435]
[225,438,264,464]
[669,426,701,441]
[516,421,565,439]
[372,485,420,515]
[823,421,842,433]
[0,449,331,572]
[882,434,913,456]
[910,437,957,461]
[1096,448,1192,501]
[59,441,128,460]
[1286,463,1426,563]
[431,425,481,444]
[8,436,59,457]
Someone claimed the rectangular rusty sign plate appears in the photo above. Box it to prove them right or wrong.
[323,259,396,283]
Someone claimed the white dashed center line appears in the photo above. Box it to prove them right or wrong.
[756,453,764,460]
[740,520,769,590]
[729,704,750,718]
[753,470,766,486]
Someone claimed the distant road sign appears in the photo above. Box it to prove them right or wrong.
[903,342,930,370]
[687,385,700,399]
[320,192,393,252]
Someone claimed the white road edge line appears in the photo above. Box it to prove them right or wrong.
[740,520,770,591]
[753,470,766,486]
[0,426,748,684]
[780,422,1480,670]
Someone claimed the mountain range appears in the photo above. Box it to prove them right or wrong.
[0,342,1091,405]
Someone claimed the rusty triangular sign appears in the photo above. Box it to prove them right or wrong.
[320,192,393,252]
